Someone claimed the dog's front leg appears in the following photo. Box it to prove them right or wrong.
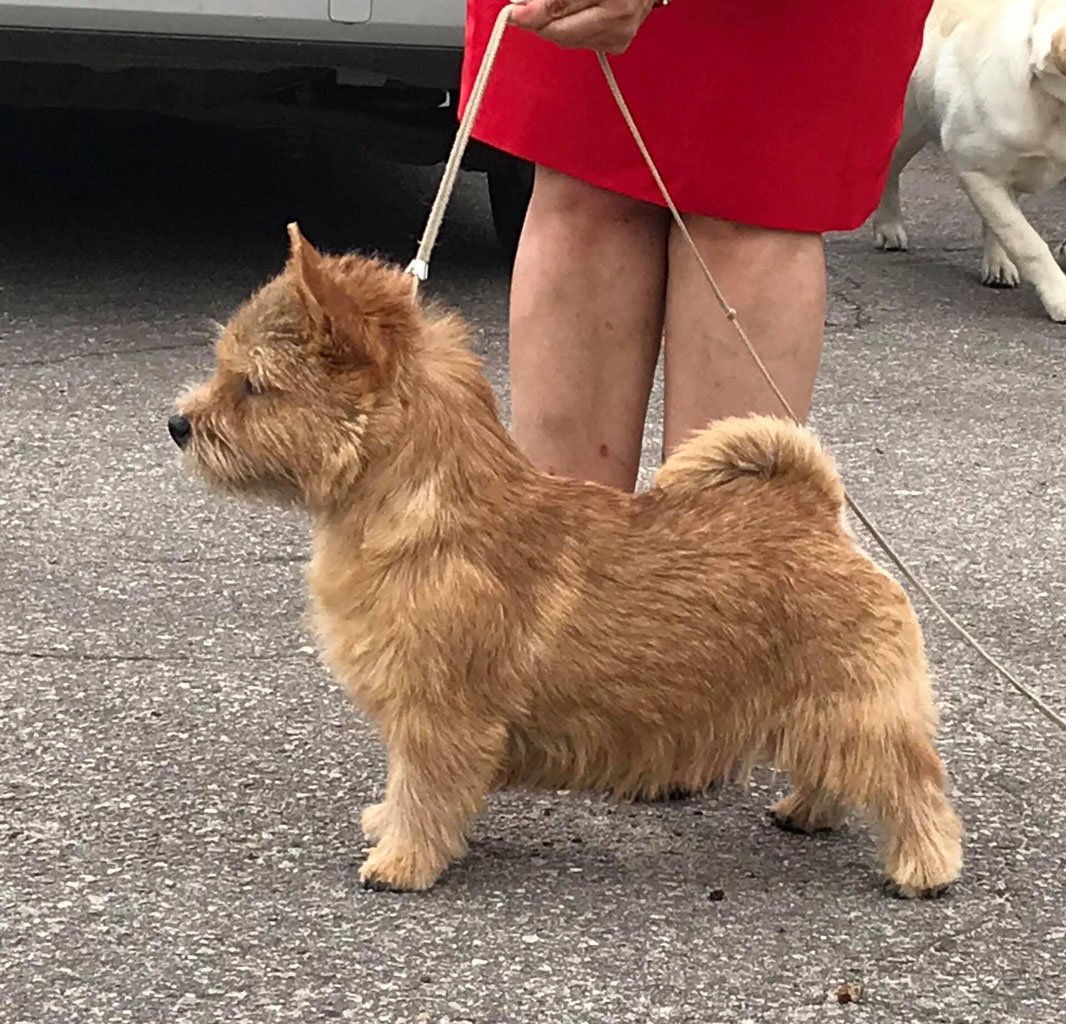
[981,220,1021,288]
[958,169,1066,321]
[359,718,506,892]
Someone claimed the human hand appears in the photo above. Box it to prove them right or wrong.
[507,0,657,55]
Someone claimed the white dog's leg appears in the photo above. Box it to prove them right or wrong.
[872,98,930,252]
[959,170,1066,321]
[981,221,1020,288]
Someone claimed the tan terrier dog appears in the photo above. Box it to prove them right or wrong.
[169,225,963,898]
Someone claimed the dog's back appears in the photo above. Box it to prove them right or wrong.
[501,418,924,786]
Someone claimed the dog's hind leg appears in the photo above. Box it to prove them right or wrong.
[872,93,931,252]
[359,719,507,892]
[864,722,963,899]
[779,705,962,898]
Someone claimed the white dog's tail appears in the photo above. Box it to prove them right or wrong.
[654,415,845,513]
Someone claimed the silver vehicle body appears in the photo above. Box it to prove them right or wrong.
[0,2,462,47]
[0,1,465,87]
[0,1,532,255]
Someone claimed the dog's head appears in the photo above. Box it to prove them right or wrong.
[170,224,419,510]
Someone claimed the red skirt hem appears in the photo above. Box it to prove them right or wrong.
[460,0,931,233]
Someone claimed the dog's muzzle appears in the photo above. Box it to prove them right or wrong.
[168,414,192,449]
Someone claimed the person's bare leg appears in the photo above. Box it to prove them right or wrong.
[662,217,826,455]
[510,166,669,490]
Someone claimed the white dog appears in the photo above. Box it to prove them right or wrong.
[872,0,1066,321]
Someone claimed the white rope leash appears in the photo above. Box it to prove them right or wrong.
[406,3,513,294]
[407,5,1066,735]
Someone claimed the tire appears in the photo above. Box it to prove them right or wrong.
[487,157,534,264]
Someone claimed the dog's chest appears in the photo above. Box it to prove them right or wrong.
[305,540,494,716]
[305,556,420,713]
[943,67,1066,190]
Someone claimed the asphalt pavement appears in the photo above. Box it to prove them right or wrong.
[1,109,1064,1024]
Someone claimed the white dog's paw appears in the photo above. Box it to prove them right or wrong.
[980,250,1020,289]
[1039,290,1066,323]
[873,218,908,252]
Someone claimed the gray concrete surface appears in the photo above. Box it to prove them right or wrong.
[1,109,1064,1024]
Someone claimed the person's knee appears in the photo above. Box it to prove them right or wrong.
[682,215,823,262]
[531,165,659,232]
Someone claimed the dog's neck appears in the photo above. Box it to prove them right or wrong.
[312,314,534,553]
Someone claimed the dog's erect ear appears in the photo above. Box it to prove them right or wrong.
[288,222,327,326]
[286,222,385,368]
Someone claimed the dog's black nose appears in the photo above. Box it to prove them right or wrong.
[168,414,191,448]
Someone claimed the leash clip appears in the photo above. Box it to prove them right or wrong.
[405,258,429,282]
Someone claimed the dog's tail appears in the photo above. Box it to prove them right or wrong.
[654,415,844,513]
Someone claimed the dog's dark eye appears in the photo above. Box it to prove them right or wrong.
[242,376,264,397]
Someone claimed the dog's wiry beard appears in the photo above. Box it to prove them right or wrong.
[183,415,304,506]
[184,410,370,511]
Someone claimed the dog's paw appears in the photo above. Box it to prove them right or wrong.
[1039,289,1066,323]
[1055,241,1066,265]
[635,780,722,803]
[641,788,693,803]
[883,843,960,900]
[873,219,908,252]
[361,801,390,844]
[767,808,833,837]
[980,252,1020,289]
[358,846,443,893]
[768,791,844,835]
[642,786,702,803]
[883,879,952,901]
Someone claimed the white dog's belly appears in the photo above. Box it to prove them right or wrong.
[1008,154,1066,194]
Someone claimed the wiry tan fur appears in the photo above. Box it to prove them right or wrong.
[173,225,963,898]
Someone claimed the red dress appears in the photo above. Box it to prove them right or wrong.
[460,0,932,232]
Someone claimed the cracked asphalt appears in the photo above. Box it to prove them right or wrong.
[1,108,1064,1024]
